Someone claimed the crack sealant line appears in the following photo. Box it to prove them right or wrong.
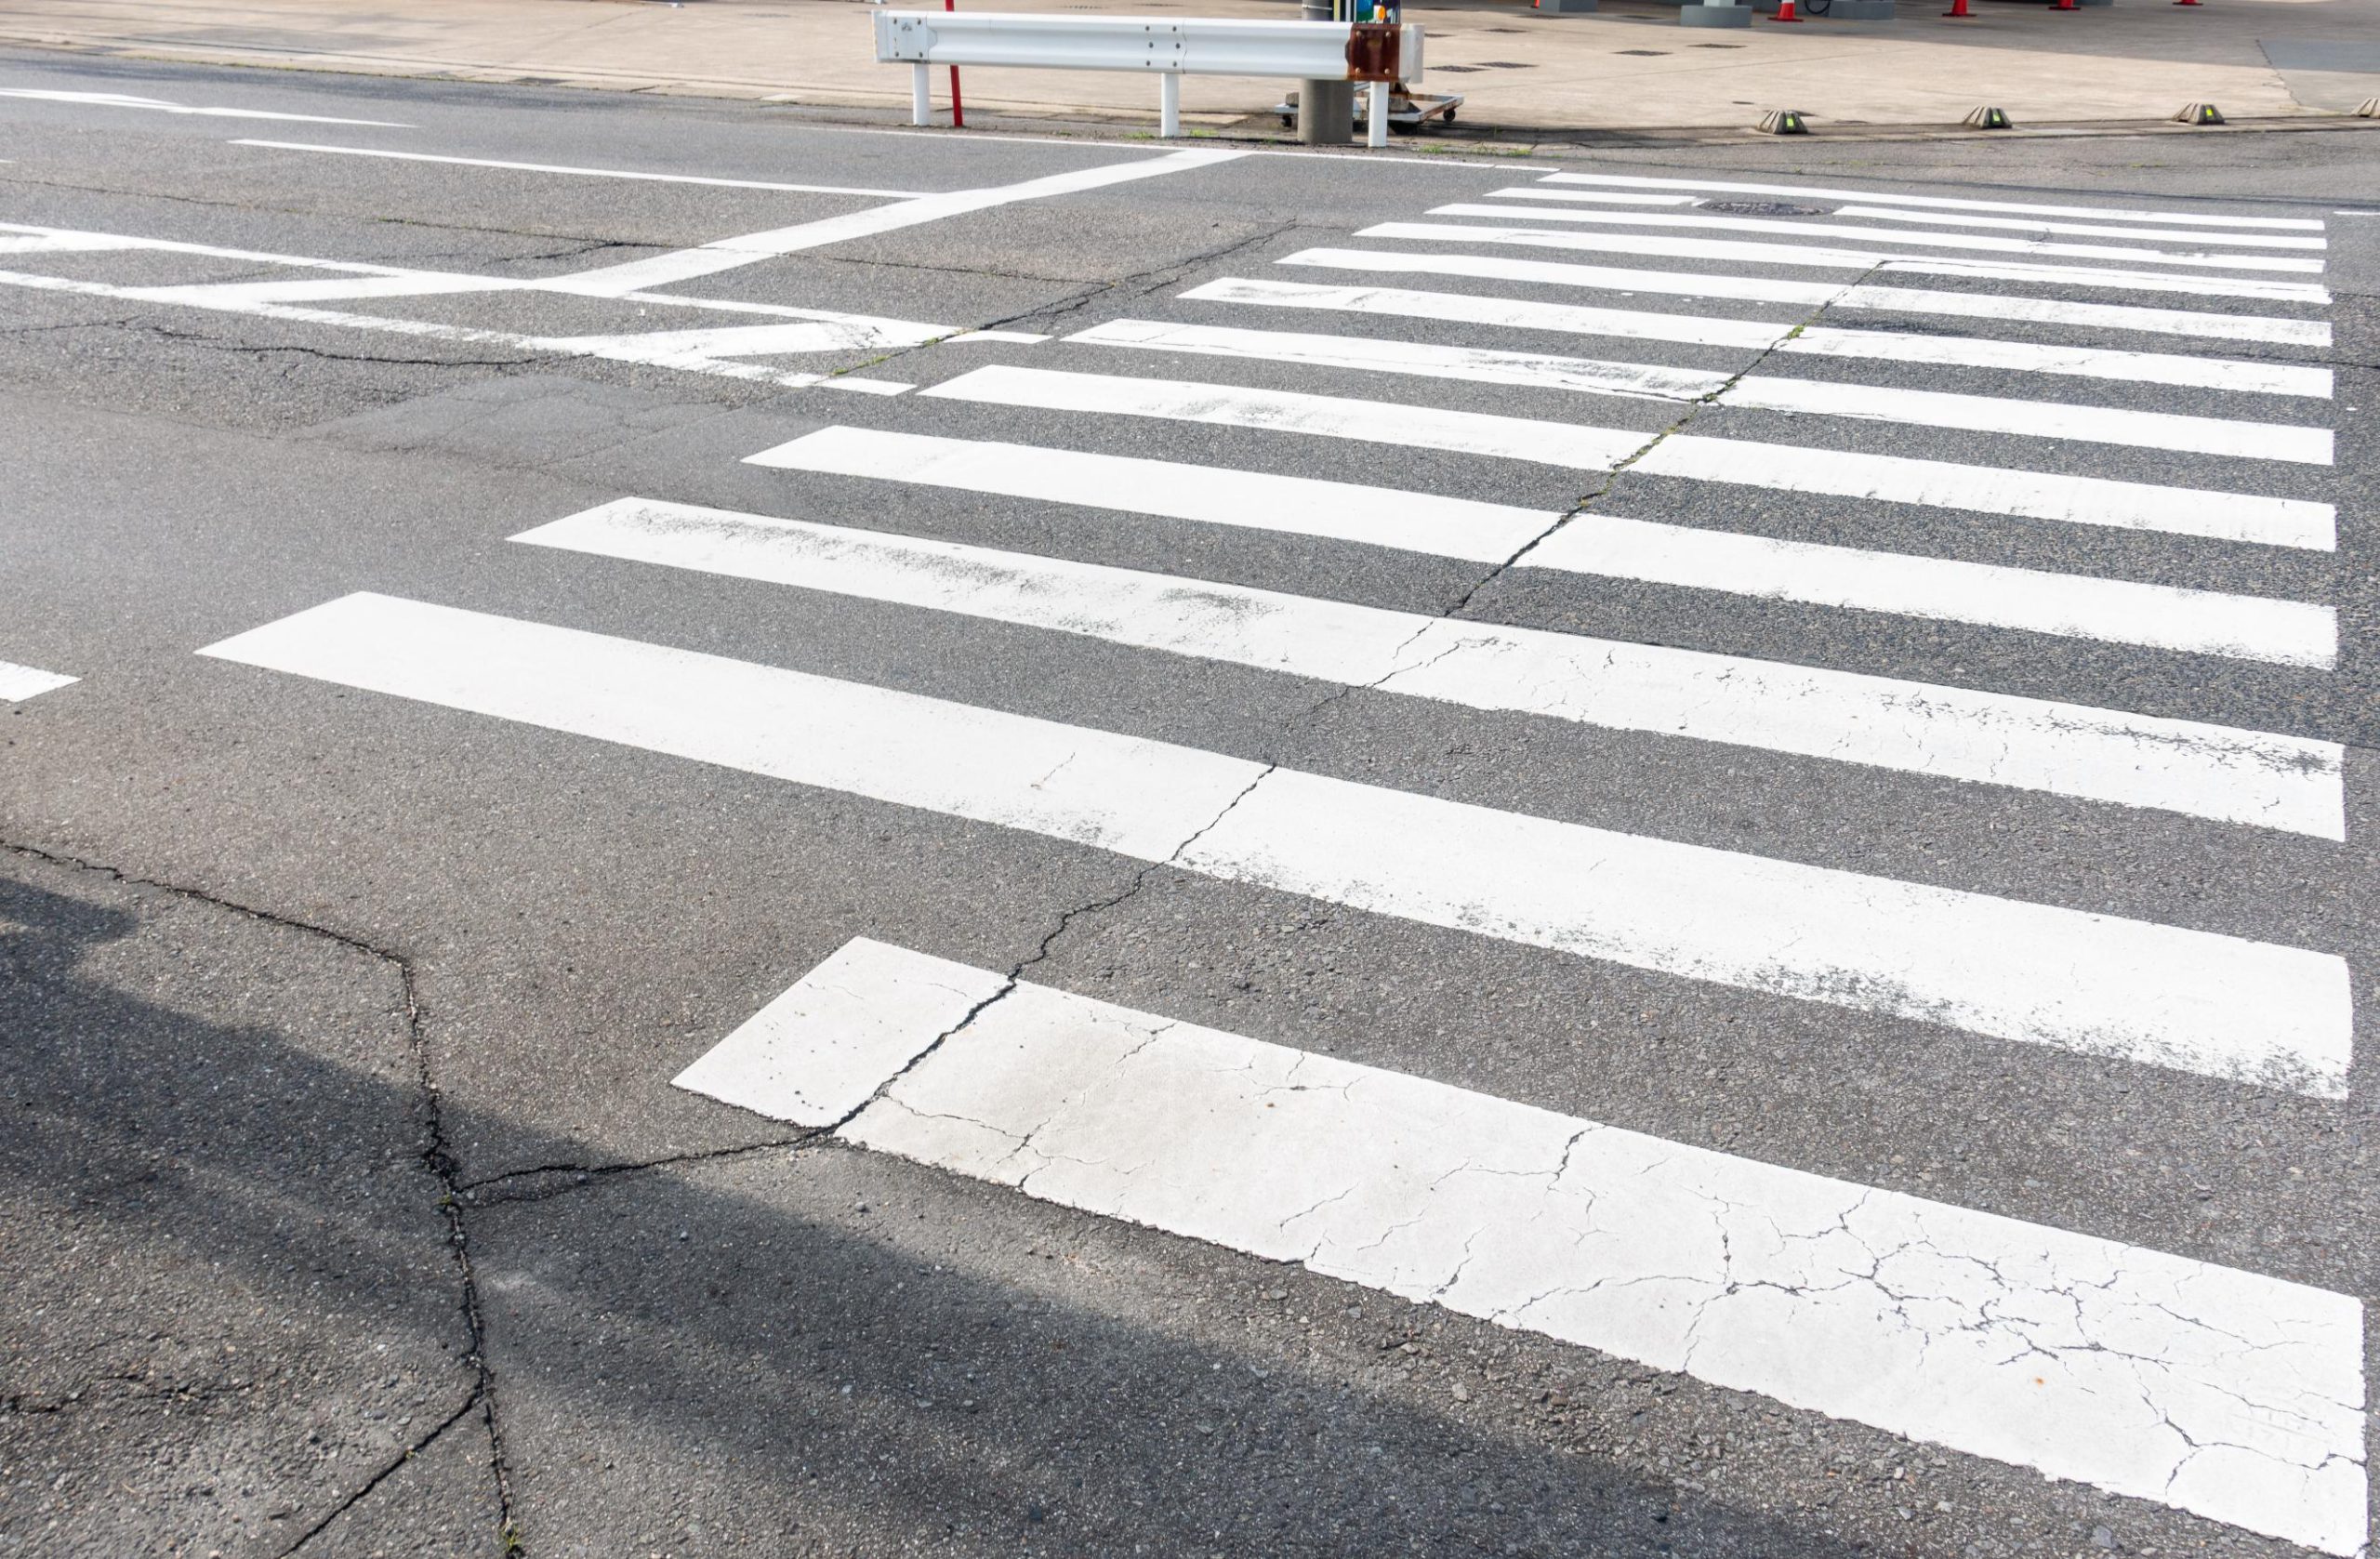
[0,839,520,1545]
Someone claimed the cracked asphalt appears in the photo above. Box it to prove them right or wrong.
[2,45,2377,1559]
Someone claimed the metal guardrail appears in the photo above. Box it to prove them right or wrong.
[873,11,1425,144]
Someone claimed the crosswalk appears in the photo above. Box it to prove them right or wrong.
[183,162,2359,1553]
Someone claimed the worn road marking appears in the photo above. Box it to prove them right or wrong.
[202,594,2354,1092]
[920,363,2332,548]
[1434,205,2326,274]
[920,363,1649,467]
[1184,276,2331,397]
[0,659,75,703]
[1529,514,2336,667]
[678,937,2368,1558]
[1530,172,2329,231]
[1825,204,2326,251]
[1071,321,2334,461]
[744,426,1550,561]
[1357,223,2332,303]
[1277,247,2333,347]
[516,496,2346,829]
[0,87,407,126]
[230,139,928,198]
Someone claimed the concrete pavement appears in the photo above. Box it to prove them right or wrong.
[3,0,2380,136]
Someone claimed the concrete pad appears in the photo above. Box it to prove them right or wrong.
[5,0,2380,132]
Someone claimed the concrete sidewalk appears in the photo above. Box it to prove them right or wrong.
[1,0,2376,139]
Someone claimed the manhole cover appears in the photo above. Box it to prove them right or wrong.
[1705,201,1827,215]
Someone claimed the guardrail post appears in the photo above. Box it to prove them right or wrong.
[910,61,932,126]
[1297,0,1352,146]
[1160,72,1182,137]
[1366,80,1388,147]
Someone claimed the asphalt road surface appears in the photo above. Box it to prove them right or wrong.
[3,48,2377,1559]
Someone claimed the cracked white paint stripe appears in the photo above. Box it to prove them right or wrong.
[1633,436,2333,549]
[1068,318,1732,402]
[1530,172,2329,231]
[678,937,2369,1557]
[1067,321,2329,463]
[919,364,1649,467]
[0,659,76,703]
[516,498,2345,829]
[918,364,2332,549]
[1726,378,2332,466]
[201,594,2353,1093]
[742,427,1554,562]
[1183,276,2330,398]
[1529,515,2337,669]
[1356,223,2333,304]
[1429,205,2326,275]
[1277,248,2334,348]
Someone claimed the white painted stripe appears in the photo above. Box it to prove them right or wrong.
[820,377,915,396]
[1070,321,2334,462]
[0,265,935,392]
[1725,377,2333,465]
[1502,189,2324,252]
[1432,205,2326,274]
[514,496,2346,828]
[1357,223,2334,304]
[920,363,2334,550]
[0,659,76,703]
[1829,205,2326,251]
[1066,318,1730,401]
[920,363,1648,467]
[1185,276,2331,397]
[1634,435,2334,550]
[1533,172,2328,231]
[203,593,2354,1095]
[945,329,1052,344]
[743,426,1554,562]
[1280,246,2334,347]
[680,938,2368,1557]
[0,87,406,126]
[557,147,1247,297]
[1185,275,1785,349]
[230,139,927,198]
[1527,514,2336,668]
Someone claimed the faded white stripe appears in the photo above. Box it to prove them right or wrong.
[919,364,1648,467]
[1431,205,2326,274]
[516,497,2344,827]
[1070,320,2334,461]
[678,937,2368,1557]
[743,426,1554,562]
[1186,276,2330,397]
[1726,377,2332,465]
[1828,204,2327,251]
[1356,223,2333,304]
[201,593,2355,1094]
[1634,435,2334,549]
[1278,247,2332,347]
[1533,172,2328,231]
[1067,318,1729,402]
[1527,514,2336,668]
[231,139,927,198]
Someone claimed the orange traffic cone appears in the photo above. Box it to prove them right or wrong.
[1944,0,1971,17]
[1771,0,1803,20]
